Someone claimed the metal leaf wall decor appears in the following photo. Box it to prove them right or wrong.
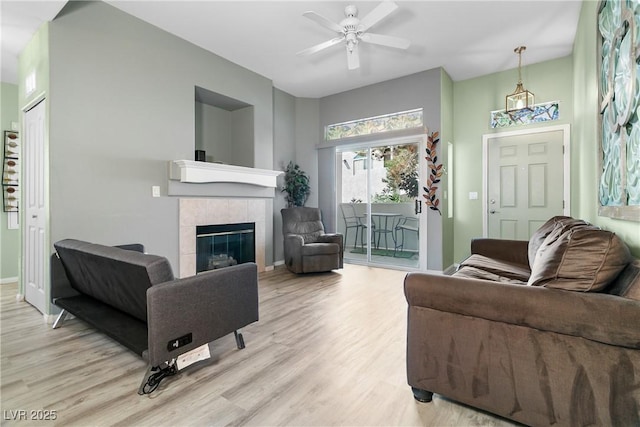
[423,131,443,215]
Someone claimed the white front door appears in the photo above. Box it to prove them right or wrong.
[484,125,569,240]
[23,100,47,314]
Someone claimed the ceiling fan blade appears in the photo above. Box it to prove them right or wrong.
[347,44,360,70]
[302,11,344,33]
[297,36,345,56]
[360,33,410,50]
[359,2,398,32]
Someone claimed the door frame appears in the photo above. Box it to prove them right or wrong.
[481,124,571,237]
[20,93,50,318]
[334,133,428,271]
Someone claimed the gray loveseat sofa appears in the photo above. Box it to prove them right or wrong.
[405,217,640,426]
[51,239,259,394]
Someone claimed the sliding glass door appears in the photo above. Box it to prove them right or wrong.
[336,137,425,269]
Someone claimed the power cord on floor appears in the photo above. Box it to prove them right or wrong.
[140,362,178,395]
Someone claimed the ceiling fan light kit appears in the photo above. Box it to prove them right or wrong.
[297,1,410,70]
[505,46,535,113]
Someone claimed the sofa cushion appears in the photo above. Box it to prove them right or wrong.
[528,227,632,291]
[528,216,588,269]
[453,265,528,285]
[606,260,640,301]
[459,254,531,282]
[54,239,175,322]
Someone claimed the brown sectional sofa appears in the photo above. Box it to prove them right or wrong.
[405,217,640,426]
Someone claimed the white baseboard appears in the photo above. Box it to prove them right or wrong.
[15,293,24,302]
[1,276,18,285]
[264,265,274,272]
[273,260,285,266]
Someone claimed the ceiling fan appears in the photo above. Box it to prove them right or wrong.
[297,2,410,70]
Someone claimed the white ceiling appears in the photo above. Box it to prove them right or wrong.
[1,0,68,85]
[2,0,583,98]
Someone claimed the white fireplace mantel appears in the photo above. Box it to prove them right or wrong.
[169,160,283,187]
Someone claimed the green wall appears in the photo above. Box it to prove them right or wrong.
[0,83,20,282]
[451,0,639,260]
[572,1,640,255]
[452,56,575,262]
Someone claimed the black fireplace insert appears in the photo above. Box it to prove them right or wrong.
[196,222,255,273]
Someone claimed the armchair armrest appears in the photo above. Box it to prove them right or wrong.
[318,233,344,268]
[404,272,640,349]
[283,234,304,272]
[317,233,343,246]
[284,234,304,249]
[146,262,258,366]
[470,238,529,266]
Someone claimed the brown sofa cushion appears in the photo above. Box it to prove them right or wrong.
[459,254,531,282]
[453,265,528,285]
[528,226,632,291]
[528,216,588,269]
[606,260,640,301]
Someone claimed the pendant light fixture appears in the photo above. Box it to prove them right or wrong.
[505,46,534,113]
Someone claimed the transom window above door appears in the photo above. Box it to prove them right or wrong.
[325,108,423,141]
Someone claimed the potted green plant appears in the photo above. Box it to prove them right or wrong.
[281,161,310,207]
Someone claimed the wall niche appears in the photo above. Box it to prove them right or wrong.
[195,86,255,168]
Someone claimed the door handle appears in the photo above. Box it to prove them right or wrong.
[32,214,38,219]
[415,199,422,214]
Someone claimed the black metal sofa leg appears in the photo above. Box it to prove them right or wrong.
[234,330,245,349]
[411,387,433,403]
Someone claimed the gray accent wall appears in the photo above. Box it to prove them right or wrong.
[195,103,232,163]
[272,88,296,263]
[295,98,321,209]
[48,1,274,269]
[440,69,455,270]
[318,68,445,270]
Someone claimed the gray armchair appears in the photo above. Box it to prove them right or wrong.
[281,207,344,273]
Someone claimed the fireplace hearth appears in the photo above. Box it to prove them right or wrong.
[196,222,255,273]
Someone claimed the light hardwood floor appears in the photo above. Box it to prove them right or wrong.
[1,265,517,426]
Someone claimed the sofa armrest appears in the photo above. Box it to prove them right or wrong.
[470,238,529,266]
[146,262,258,366]
[404,272,640,349]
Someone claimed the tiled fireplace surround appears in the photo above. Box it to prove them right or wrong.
[179,198,266,278]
